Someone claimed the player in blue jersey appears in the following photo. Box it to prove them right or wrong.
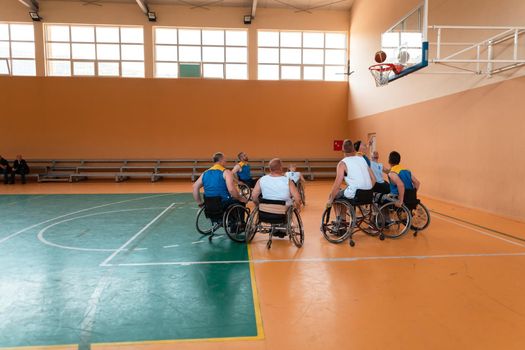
[387,151,420,207]
[192,152,247,208]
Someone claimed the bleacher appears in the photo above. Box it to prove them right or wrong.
[25,158,339,183]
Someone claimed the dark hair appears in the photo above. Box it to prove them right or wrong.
[213,152,224,163]
[237,152,244,160]
[389,151,401,165]
[354,140,362,152]
[342,139,354,153]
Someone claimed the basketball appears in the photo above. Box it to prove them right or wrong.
[374,50,387,63]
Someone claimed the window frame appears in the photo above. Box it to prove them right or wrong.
[44,23,145,78]
[257,29,348,81]
[0,22,36,76]
[153,26,249,80]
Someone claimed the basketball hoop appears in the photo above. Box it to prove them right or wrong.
[368,63,403,87]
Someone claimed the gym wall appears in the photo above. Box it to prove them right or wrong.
[0,1,350,159]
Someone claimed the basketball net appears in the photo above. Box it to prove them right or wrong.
[369,63,404,87]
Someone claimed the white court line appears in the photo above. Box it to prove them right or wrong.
[100,203,176,267]
[37,207,172,252]
[0,193,173,246]
[78,273,113,349]
[163,244,180,249]
[108,252,525,267]
[432,213,525,248]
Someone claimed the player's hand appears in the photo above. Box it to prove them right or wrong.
[326,201,332,209]
[394,200,403,208]
[198,202,205,208]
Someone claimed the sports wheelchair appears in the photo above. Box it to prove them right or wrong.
[246,198,304,249]
[195,196,250,242]
[378,189,430,238]
[321,189,385,246]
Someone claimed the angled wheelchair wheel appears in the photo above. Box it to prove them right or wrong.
[320,201,355,243]
[196,207,215,235]
[245,207,259,243]
[355,203,384,236]
[224,204,250,243]
[238,183,252,201]
[288,208,304,248]
[411,202,431,231]
[379,202,411,238]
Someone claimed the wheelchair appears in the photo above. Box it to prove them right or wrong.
[195,196,250,242]
[321,189,385,246]
[245,198,304,249]
[378,189,430,238]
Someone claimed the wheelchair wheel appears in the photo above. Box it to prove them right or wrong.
[411,202,430,231]
[224,204,250,243]
[355,203,385,236]
[379,202,411,238]
[320,201,355,243]
[288,208,304,248]
[245,207,259,243]
[196,207,215,235]
[298,182,306,206]
[238,183,251,201]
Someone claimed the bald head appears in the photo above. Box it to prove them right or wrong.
[268,158,283,173]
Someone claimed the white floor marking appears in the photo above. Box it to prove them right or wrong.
[37,207,170,252]
[163,244,180,248]
[100,203,176,266]
[79,273,113,349]
[191,241,206,244]
[433,213,525,248]
[110,252,525,267]
[0,193,174,246]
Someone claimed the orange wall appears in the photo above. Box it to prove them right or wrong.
[349,75,525,221]
[0,77,349,159]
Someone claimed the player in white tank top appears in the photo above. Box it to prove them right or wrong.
[327,140,376,205]
[341,156,373,198]
[259,175,292,205]
[251,158,302,209]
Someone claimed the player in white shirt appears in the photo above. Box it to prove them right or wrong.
[252,158,301,209]
[285,164,305,185]
[327,139,376,205]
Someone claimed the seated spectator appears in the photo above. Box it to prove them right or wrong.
[11,155,30,184]
[0,156,12,185]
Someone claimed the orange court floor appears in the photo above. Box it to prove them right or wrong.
[1,180,525,350]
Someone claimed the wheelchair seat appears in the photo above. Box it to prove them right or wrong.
[203,196,224,223]
[258,198,288,225]
[348,189,374,206]
[403,189,420,211]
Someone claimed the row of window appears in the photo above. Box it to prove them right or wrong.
[0,23,347,81]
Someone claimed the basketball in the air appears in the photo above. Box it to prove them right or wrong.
[374,50,387,63]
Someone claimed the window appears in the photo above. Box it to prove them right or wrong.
[0,23,36,76]
[45,24,144,77]
[154,27,248,79]
[257,30,347,81]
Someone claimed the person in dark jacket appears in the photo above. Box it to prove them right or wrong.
[11,155,29,184]
[0,156,12,185]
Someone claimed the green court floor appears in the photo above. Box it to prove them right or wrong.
[0,194,261,348]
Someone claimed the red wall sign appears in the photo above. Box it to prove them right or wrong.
[333,140,343,151]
